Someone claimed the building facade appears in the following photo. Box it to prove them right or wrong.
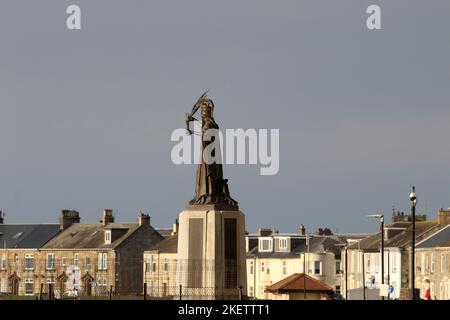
[344,209,450,300]
[1,209,164,297]
[0,213,61,296]
[415,223,450,300]
[246,227,343,299]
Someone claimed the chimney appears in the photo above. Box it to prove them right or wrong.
[438,208,450,227]
[101,209,115,226]
[0,211,4,224]
[171,219,179,235]
[299,224,306,236]
[138,211,151,226]
[257,228,273,237]
[60,210,80,230]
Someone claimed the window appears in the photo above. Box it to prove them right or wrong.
[14,254,19,271]
[335,261,341,274]
[249,261,254,275]
[278,238,288,250]
[261,262,265,273]
[392,254,397,273]
[421,253,426,275]
[163,257,168,272]
[61,257,67,267]
[441,254,445,274]
[314,261,321,275]
[46,254,55,270]
[431,253,435,273]
[282,261,287,275]
[145,257,151,273]
[25,254,34,270]
[105,230,111,244]
[74,254,79,267]
[249,286,254,297]
[259,238,273,252]
[1,254,6,270]
[102,253,108,270]
[266,262,270,275]
[307,261,313,274]
[85,257,91,268]
[98,253,103,270]
[24,279,33,295]
[151,255,157,273]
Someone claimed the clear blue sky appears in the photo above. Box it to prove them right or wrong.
[1,0,449,234]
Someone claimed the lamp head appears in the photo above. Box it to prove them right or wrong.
[409,186,417,204]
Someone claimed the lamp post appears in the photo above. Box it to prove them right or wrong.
[409,186,417,300]
[367,214,384,300]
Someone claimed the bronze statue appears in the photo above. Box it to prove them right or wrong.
[185,91,238,208]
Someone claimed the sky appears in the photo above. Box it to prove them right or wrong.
[0,0,449,234]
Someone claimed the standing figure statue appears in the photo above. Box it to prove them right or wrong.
[185,91,238,208]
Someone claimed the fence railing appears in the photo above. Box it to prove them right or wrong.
[0,256,247,300]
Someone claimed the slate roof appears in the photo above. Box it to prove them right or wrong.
[41,223,155,249]
[265,273,333,293]
[148,234,178,253]
[417,225,450,248]
[348,221,440,250]
[0,224,60,249]
[247,236,343,259]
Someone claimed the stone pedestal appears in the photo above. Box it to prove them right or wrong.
[176,205,247,299]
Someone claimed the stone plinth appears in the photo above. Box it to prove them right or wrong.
[176,205,247,299]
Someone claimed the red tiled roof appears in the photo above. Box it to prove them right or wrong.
[265,273,333,293]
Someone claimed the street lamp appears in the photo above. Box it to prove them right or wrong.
[367,214,384,300]
[335,243,348,300]
[409,186,417,300]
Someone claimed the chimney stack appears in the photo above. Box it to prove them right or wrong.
[172,219,179,235]
[60,210,80,230]
[299,224,306,236]
[0,211,4,224]
[101,209,115,226]
[138,211,151,226]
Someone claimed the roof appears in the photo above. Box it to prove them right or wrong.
[247,236,343,259]
[148,234,178,253]
[348,221,440,250]
[0,224,60,249]
[41,223,153,249]
[265,273,333,293]
[417,225,450,248]
[156,228,173,238]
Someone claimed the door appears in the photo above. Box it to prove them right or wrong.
[10,278,19,295]
[84,278,92,296]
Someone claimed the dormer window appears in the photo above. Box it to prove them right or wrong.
[105,230,111,244]
[259,237,273,252]
[278,237,289,251]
